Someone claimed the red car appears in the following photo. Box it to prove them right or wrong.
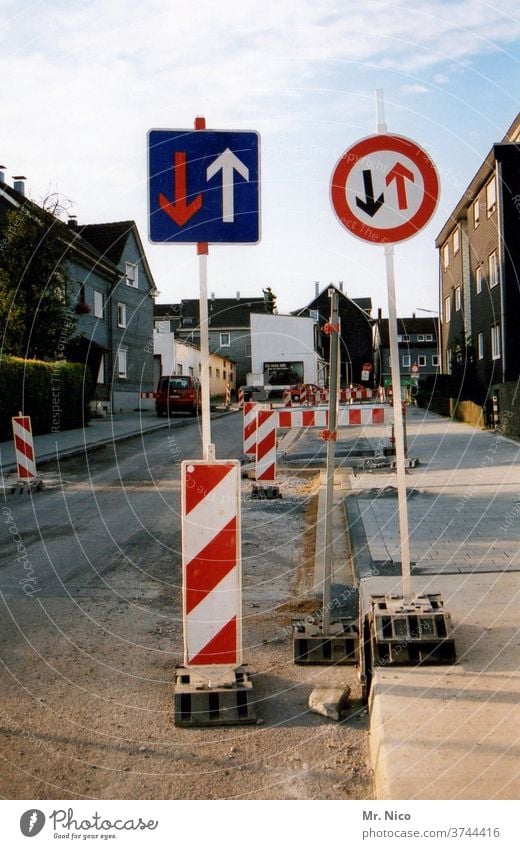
[155,375,200,417]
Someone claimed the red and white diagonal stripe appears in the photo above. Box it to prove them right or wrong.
[243,401,257,456]
[181,460,241,667]
[11,416,37,479]
[255,409,277,481]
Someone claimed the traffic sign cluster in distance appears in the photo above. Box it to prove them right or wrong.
[148,129,260,244]
[330,133,439,245]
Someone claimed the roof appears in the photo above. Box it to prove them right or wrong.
[79,221,134,265]
[158,297,266,328]
[378,316,438,346]
[293,284,374,321]
[435,111,520,246]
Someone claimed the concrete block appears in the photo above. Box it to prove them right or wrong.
[309,686,351,721]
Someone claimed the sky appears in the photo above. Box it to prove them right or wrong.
[2,0,520,318]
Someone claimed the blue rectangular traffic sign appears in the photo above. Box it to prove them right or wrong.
[148,129,260,244]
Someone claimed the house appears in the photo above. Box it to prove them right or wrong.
[77,221,158,411]
[153,330,236,399]
[155,294,266,387]
[435,112,520,401]
[373,313,440,386]
[293,283,374,385]
[0,172,158,413]
[249,313,326,387]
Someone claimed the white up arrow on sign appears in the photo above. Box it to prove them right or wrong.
[206,148,250,223]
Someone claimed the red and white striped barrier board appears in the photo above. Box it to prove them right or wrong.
[299,385,307,406]
[181,460,242,667]
[225,384,231,406]
[243,401,258,456]
[256,409,277,481]
[11,415,37,480]
[276,405,391,429]
[140,392,157,399]
[283,390,292,407]
[238,388,244,408]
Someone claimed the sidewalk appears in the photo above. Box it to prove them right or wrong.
[349,408,520,799]
[0,407,237,476]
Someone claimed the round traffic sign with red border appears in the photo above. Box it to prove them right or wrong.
[330,133,439,245]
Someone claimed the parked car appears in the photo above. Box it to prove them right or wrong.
[155,375,200,416]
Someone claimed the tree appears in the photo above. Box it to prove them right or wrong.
[262,286,277,314]
[0,200,73,359]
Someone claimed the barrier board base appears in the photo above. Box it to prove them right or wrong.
[292,617,359,665]
[366,593,456,666]
[174,665,257,727]
[251,484,281,500]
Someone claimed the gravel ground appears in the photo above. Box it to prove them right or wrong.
[0,470,372,800]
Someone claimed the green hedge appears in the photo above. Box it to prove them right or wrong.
[0,356,93,441]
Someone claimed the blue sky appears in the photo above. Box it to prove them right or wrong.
[2,0,520,317]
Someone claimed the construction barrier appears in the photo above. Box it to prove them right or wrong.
[255,409,277,482]
[181,460,242,667]
[243,401,258,456]
[283,390,292,407]
[238,388,244,408]
[277,405,390,429]
[140,391,157,399]
[11,415,37,480]
[225,384,231,406]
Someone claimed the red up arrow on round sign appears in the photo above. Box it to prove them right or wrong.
[330,133,439,245]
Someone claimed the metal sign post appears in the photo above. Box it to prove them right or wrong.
[330,96,439,601]
[197,241,213,460]
[322,289,340,635]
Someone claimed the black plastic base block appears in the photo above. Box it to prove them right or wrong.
[174,666,257,727]
[367,593,456,666]
[292,618,359,665]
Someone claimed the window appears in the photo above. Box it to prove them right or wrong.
[155,320,170,333]
[402,355,411,368]
[417,334,425,342]
[446,349,452,374]
[486,177,496,217]
[425,334,433,342]
[93,290,104,318]
[432,355,440,367]
[125,262,138,288]
[189,366,194,376]
[216,368,220,379]
[117,348,127,378]
[491,324,501,360]
[473,198,480,228]
[453,228,460,255]
[418,355,427,367]
[177,364,183,375]
[402,334,410,342]
[220,332,230,347]
[442,243,449,270]
[455,286,461,311]
[223,370,227,380]
[117,303,127,328]
[209,367,212,377]
[477,332,484,360]
[444,295,451,324]
[476,266,483,294]
[489,251,499,288]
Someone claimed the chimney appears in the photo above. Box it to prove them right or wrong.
[315,281,320,298]
[13,175,26,196]
[378,307,382,321]
[338,281,343,292]
[68,216,78,229]
[210,292,215,300]
[236,291,240,300]
[412,312,416,319]
[0,166,5,184]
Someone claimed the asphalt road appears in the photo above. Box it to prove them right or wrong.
[0,413,243,599]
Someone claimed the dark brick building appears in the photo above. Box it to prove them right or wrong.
[436,113,520,399]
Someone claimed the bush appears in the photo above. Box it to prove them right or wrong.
[0,356,93,441]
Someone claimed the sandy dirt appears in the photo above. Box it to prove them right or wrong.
[0,470,372,800]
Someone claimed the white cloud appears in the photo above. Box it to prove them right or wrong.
[401,84,430,94]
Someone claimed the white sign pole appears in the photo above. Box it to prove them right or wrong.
[384,244,412,598]
[198,243,214,461]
